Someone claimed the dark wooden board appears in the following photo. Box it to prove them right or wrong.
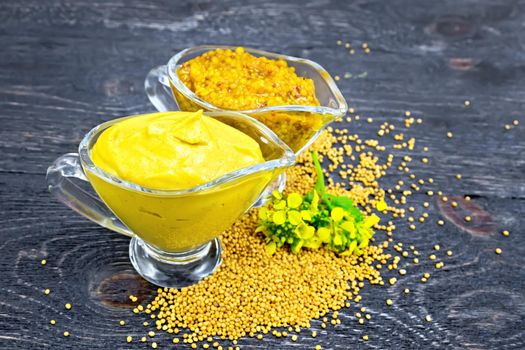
[0,0,524,349]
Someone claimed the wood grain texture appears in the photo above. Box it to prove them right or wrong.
[0,0,524,349]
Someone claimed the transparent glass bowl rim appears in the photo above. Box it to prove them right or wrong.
[167,45,348,116]
[78,111,296,197]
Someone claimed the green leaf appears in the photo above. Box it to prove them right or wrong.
[324,194,363,222]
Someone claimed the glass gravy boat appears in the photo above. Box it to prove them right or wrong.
[47,111,295,288]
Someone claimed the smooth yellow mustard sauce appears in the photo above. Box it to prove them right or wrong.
[86,111,273,252]
[91,110,264,190]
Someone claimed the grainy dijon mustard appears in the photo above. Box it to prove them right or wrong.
[178,47,319,110]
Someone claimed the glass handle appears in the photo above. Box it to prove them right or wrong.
[46,153,134,238]
[144,64,179,111]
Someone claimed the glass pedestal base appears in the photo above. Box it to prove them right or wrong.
[129,236,222,288]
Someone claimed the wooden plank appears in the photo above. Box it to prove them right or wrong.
[0,0,524,349]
